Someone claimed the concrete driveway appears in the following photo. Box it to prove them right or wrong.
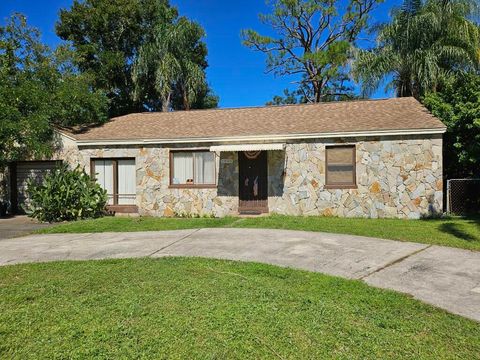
[0,216,52,239]
[0,228,479,322]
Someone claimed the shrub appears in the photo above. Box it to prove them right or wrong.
[25,164,107,222]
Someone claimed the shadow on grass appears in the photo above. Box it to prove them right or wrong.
[437,216,480,242]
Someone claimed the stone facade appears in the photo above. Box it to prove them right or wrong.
[57,133,443,219]
[56,140,240,217]
[269,135,443,219]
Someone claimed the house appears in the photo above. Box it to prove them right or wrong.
[8,97,446,219]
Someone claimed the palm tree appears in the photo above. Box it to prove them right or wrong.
[133,17,207,111]
[353,0,480,99]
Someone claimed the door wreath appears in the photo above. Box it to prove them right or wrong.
[244,150,261,160]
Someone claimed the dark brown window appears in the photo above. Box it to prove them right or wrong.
[91,158,136,205]
[325,145,356,188]
[169,151,216,188]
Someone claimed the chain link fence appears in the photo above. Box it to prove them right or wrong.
[447,179,480,215]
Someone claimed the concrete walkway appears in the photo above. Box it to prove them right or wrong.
[0,216,52,239]
[0,228,479,322]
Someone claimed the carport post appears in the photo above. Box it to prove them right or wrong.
[446,179,451,214]
[9,162,17,214]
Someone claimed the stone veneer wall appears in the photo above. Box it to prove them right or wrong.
[57,134,443,219]
[57,142,240,217]
[269,135,443,219]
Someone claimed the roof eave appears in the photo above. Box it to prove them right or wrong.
[71,127,447,147]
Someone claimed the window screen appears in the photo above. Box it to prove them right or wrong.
[326,146,356,187]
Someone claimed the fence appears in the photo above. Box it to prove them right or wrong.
[446,179,480,215]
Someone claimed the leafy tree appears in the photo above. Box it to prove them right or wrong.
[56,0,218,114]
[423,73,480,178]
[56,0,166,116]
[242,0,383,103]
[267,89,306,105]
[353,0,480,98]
[172,85,219,110]
[0,14,108,166]
[267,82,361,105]
[133,15,211,111]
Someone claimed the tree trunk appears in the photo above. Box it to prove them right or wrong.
[313,80,321,103]
[314,79,325,103]
[183,88,190,111]
[162,93,171,112]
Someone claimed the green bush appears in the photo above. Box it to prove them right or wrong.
[25,164,107,222]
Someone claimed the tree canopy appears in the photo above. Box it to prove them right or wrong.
[266,89,307,105]
[132,15,212,111]
[56,0,218,115]
[353,0,480,98]
[423,73,480,178]
[0,14,108,166]
[242,0,383,103]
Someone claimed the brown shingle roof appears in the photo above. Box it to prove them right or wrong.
[66,97,445,142]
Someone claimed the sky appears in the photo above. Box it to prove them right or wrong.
[0,0,402,108]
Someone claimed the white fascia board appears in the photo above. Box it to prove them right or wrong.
[210,143,285,152]
[75,127,446,147]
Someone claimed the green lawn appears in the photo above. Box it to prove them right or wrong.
[38,214,480,251]
[38,215,238,233]
[0,258,478,359]
[235,215,480,251]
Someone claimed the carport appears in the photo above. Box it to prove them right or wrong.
[8,160,61,214]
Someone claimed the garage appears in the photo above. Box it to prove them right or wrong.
[10,161,61,214]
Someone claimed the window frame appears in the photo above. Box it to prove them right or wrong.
[169,150,217,189]
[90,157,137,206]
[324,145,357,189]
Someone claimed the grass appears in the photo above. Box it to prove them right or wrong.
[37,215,239,233]
[234,215,480,251]
[38,214,480,251]
[0,257,479,359]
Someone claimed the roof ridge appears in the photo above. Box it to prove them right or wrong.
[67,96,445,142]
[111,97,416,120]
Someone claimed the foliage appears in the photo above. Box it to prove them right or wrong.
[1,257,479,358]
[353,0,480,98]
[38,214,480,251]
[50,46,110,128]
[25,164,107,222]
[56,0,218,114]
[0,14,108,166]
[183,86,219,110]
[242,0,383,102]
[133,14,211,111]
[423,73,480,178]
[173,210,216,218]
[266,88,307,105]
[267,85,360,105]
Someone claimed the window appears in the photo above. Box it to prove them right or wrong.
[92,158,136,205]
[170,151,215,186]
[325,145,356,188]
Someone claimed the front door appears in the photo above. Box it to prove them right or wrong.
[238,151,268,214]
